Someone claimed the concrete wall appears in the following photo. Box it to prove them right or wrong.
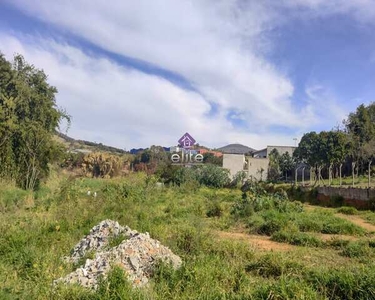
[317,186,375,201]
[316,186,375,209]
[222,154,246,178]
[247,157,269,181]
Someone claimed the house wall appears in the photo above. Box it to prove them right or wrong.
[247,157,269,181]
[253,149,267,158]
[222,154,246,178]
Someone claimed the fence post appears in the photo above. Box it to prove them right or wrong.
[369,161,372,189]
[352,162,356,187]
[295,167,300,185]
[302,167,305,186]
[339,163,343,186]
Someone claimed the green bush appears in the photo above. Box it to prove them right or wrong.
[206,201,223,218]
[306,267,375,299]
[257,211,289,236]
[245,253,303,278]
[96,266,140,299]
[295,211,364,235]
[340,241,372,258]
[253,277,320,299]
[272,230,322,247]
[337,206,358,215]
[173,165,230,188]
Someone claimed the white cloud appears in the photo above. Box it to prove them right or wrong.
[5,0,371,148]
[1,34,298,149]
[4,0,309,131]
[304,83,353,131]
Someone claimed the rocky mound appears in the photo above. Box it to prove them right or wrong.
[56,220,181,289]
[65,219,137,263]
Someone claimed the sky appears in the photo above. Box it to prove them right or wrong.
[1,0,375,150]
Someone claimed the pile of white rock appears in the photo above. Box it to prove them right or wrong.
[56,220,182,289]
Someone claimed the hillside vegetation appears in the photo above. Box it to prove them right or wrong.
[2,172,375,299]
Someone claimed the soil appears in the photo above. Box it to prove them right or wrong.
[215,231,295,251]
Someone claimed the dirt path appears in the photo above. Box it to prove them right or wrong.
[215,231,295,251]
[315,233,358,242]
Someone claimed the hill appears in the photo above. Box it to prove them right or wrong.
[56,132,127,154]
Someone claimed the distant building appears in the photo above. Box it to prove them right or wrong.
[217,143,256,155]
[169,146,199,154]
[198,148,223,157]
[222,153,269,181]
[253,145,296,158]
[169,146,181,153]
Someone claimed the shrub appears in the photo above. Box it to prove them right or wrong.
[172,164,230,188]
[195,164,230,188]
[272,230,322,247]
[245,254,303,278]
[230,195,255,219]
[306,267,375,299]
[96,266,136,299]
[340,241,372,258]
[81,152,122,178]
[253,277,319,299]
[295,211,364,235]
[337,206,358,215]
[247,215,265,234]
[231,171,247,188]
[206,201,223,218]
[257,211,289,236]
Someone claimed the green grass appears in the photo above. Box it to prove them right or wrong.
[1,172,375,299]
[337,206,359,215]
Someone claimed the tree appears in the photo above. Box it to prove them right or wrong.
[279,151,294,181]
[267,148,281,181]
[202,152,223,166]
[345,102,375,177]
[345,103,375,145]
[0,53,68,189]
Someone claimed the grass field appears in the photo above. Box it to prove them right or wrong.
[2,172,375,299]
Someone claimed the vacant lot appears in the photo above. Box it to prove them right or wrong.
[1,173,375,299]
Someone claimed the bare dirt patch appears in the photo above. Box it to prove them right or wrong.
[215,231,295,252]
[315,233,358,242]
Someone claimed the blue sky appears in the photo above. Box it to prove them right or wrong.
[1,0,375,149]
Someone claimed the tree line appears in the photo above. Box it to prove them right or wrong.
[294,102,375,184]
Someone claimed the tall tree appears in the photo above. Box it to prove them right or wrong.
[279,151,294,180]
[0,53,68,189]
